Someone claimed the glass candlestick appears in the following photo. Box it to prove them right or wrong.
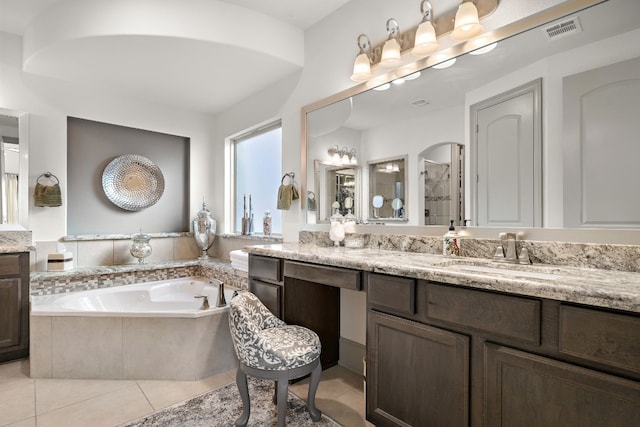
[130,231,152,264]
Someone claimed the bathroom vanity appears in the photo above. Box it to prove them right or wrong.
[246,244,640,426]
[0,252,30,363]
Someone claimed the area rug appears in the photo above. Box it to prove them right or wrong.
[121,377,342,426]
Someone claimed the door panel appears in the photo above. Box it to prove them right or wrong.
[472,79,541,227]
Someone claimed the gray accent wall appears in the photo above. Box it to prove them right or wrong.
[67,117,190,235]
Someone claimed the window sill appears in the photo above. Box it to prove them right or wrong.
[221,233,283,243]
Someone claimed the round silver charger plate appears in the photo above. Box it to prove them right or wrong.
[102,154,165,211]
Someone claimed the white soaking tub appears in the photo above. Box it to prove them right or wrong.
[30,277,239,380]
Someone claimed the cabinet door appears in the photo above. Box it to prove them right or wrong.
[248,279,282,318]
[485,343,640,426]
[0,278,22,350]
[367,310,470,427]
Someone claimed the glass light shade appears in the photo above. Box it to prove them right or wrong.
[412,21,439,57]
[350,155,357,165]
[350,52,371,82]
[451,2,484,42]
[469,41,497,55]
[342,153,350,163]
[380,38,402,69]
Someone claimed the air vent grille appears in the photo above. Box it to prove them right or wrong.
[543,16,582,40]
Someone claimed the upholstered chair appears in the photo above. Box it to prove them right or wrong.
[228,290,322,427]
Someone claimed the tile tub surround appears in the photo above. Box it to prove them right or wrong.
[29,307,237,381]
[30,258,248,296]
[29,259,247,380]
[245,242,640,314]
[299,231,640,273]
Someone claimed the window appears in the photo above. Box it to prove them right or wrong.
[232,121,282,235]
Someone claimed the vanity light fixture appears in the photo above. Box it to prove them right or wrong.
[380,19,402,69]
[412,0,439,58]
[451,0,484,42]
[350,34,372,82]
[373,83,391,91]
[328,146,357,165]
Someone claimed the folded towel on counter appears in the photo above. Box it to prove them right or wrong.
[230,250,249,272]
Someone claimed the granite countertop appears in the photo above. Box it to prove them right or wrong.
[244,243,640,314]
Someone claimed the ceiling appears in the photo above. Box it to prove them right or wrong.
[0,0,351,113]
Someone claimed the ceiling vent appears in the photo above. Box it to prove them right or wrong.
[410,99,430,107]
[543,15,583,40]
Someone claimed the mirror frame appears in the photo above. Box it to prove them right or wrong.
[0,108,29,229]
[300,0,603,220]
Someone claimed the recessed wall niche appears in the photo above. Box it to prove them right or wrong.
[67,117,190,235]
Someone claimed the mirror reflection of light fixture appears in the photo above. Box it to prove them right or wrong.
[451,0,484,42]
[412,0,439,58]
[380,18,402,69]
[468,40,498,55]
[328,146,357,165]
[432,55,457,69]
[351,34,372,82]
[373,83,391,91]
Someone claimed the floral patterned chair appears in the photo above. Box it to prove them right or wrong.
[228,290,322,427]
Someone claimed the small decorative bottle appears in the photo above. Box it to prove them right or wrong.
[442,220,460,256]
[263,210,272,236]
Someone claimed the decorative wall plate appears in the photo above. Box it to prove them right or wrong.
[102,154,165,211]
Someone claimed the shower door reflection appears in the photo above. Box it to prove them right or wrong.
[420,143,465,226]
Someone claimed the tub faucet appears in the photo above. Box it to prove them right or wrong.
[194,295,209,310]
[209,278,227,307]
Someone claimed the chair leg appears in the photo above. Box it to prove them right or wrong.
[276,377,289,427]
[307,361,323,422]
[234,368,250,427]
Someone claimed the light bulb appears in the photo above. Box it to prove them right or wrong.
[380,38,402,69]
[451,2,483,42]
[412,21,439,57]
[351,52,371,82]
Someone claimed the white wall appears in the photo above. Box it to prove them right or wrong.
[0,31,215,242]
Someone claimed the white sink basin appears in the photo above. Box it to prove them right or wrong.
[444,263,561,280]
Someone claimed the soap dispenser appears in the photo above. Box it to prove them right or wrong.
[443,220,460,256]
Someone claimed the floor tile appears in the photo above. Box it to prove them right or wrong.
[137,370,235,410]
[3,417,36,427]
[0,359,32,390]
[0,380,35,427]
[35,378,136,414]
[36,383,153,427]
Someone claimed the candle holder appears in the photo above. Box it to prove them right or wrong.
[193,201,216,259]
[130,231,152,264]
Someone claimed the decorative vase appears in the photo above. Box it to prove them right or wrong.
[193,201,216,259]
[130,231,152,264]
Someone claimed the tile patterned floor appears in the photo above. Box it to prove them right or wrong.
[0,359,374,427]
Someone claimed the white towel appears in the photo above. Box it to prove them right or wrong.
[230,250,249,271]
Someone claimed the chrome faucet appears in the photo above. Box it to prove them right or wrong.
[494,232,530,264]
[194,295,210,310]
[209,278,227,307]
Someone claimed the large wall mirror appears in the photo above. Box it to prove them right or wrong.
[0,109,29,229]
[303,0,640,230]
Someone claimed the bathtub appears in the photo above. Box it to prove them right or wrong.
[32,276,236,317]
[30,277,239,380]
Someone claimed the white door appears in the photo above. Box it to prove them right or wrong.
[563,56,640,228]
[471,80,541,227]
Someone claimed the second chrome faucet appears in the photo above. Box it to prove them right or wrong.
[494,232,530,264]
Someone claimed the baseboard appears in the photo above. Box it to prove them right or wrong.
[338,337,366,376]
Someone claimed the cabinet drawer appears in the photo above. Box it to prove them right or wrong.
[283,261,361,290]
[249,255,281,283]
[426,283,541,345]
[368,273,416,315]
[559,305,640,374]
[248,279,282,318]
[0,255,20,276]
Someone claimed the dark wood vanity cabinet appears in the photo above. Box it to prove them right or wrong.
[248,254,360,369]
[0,253,30,363]
[366,272,640,427]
